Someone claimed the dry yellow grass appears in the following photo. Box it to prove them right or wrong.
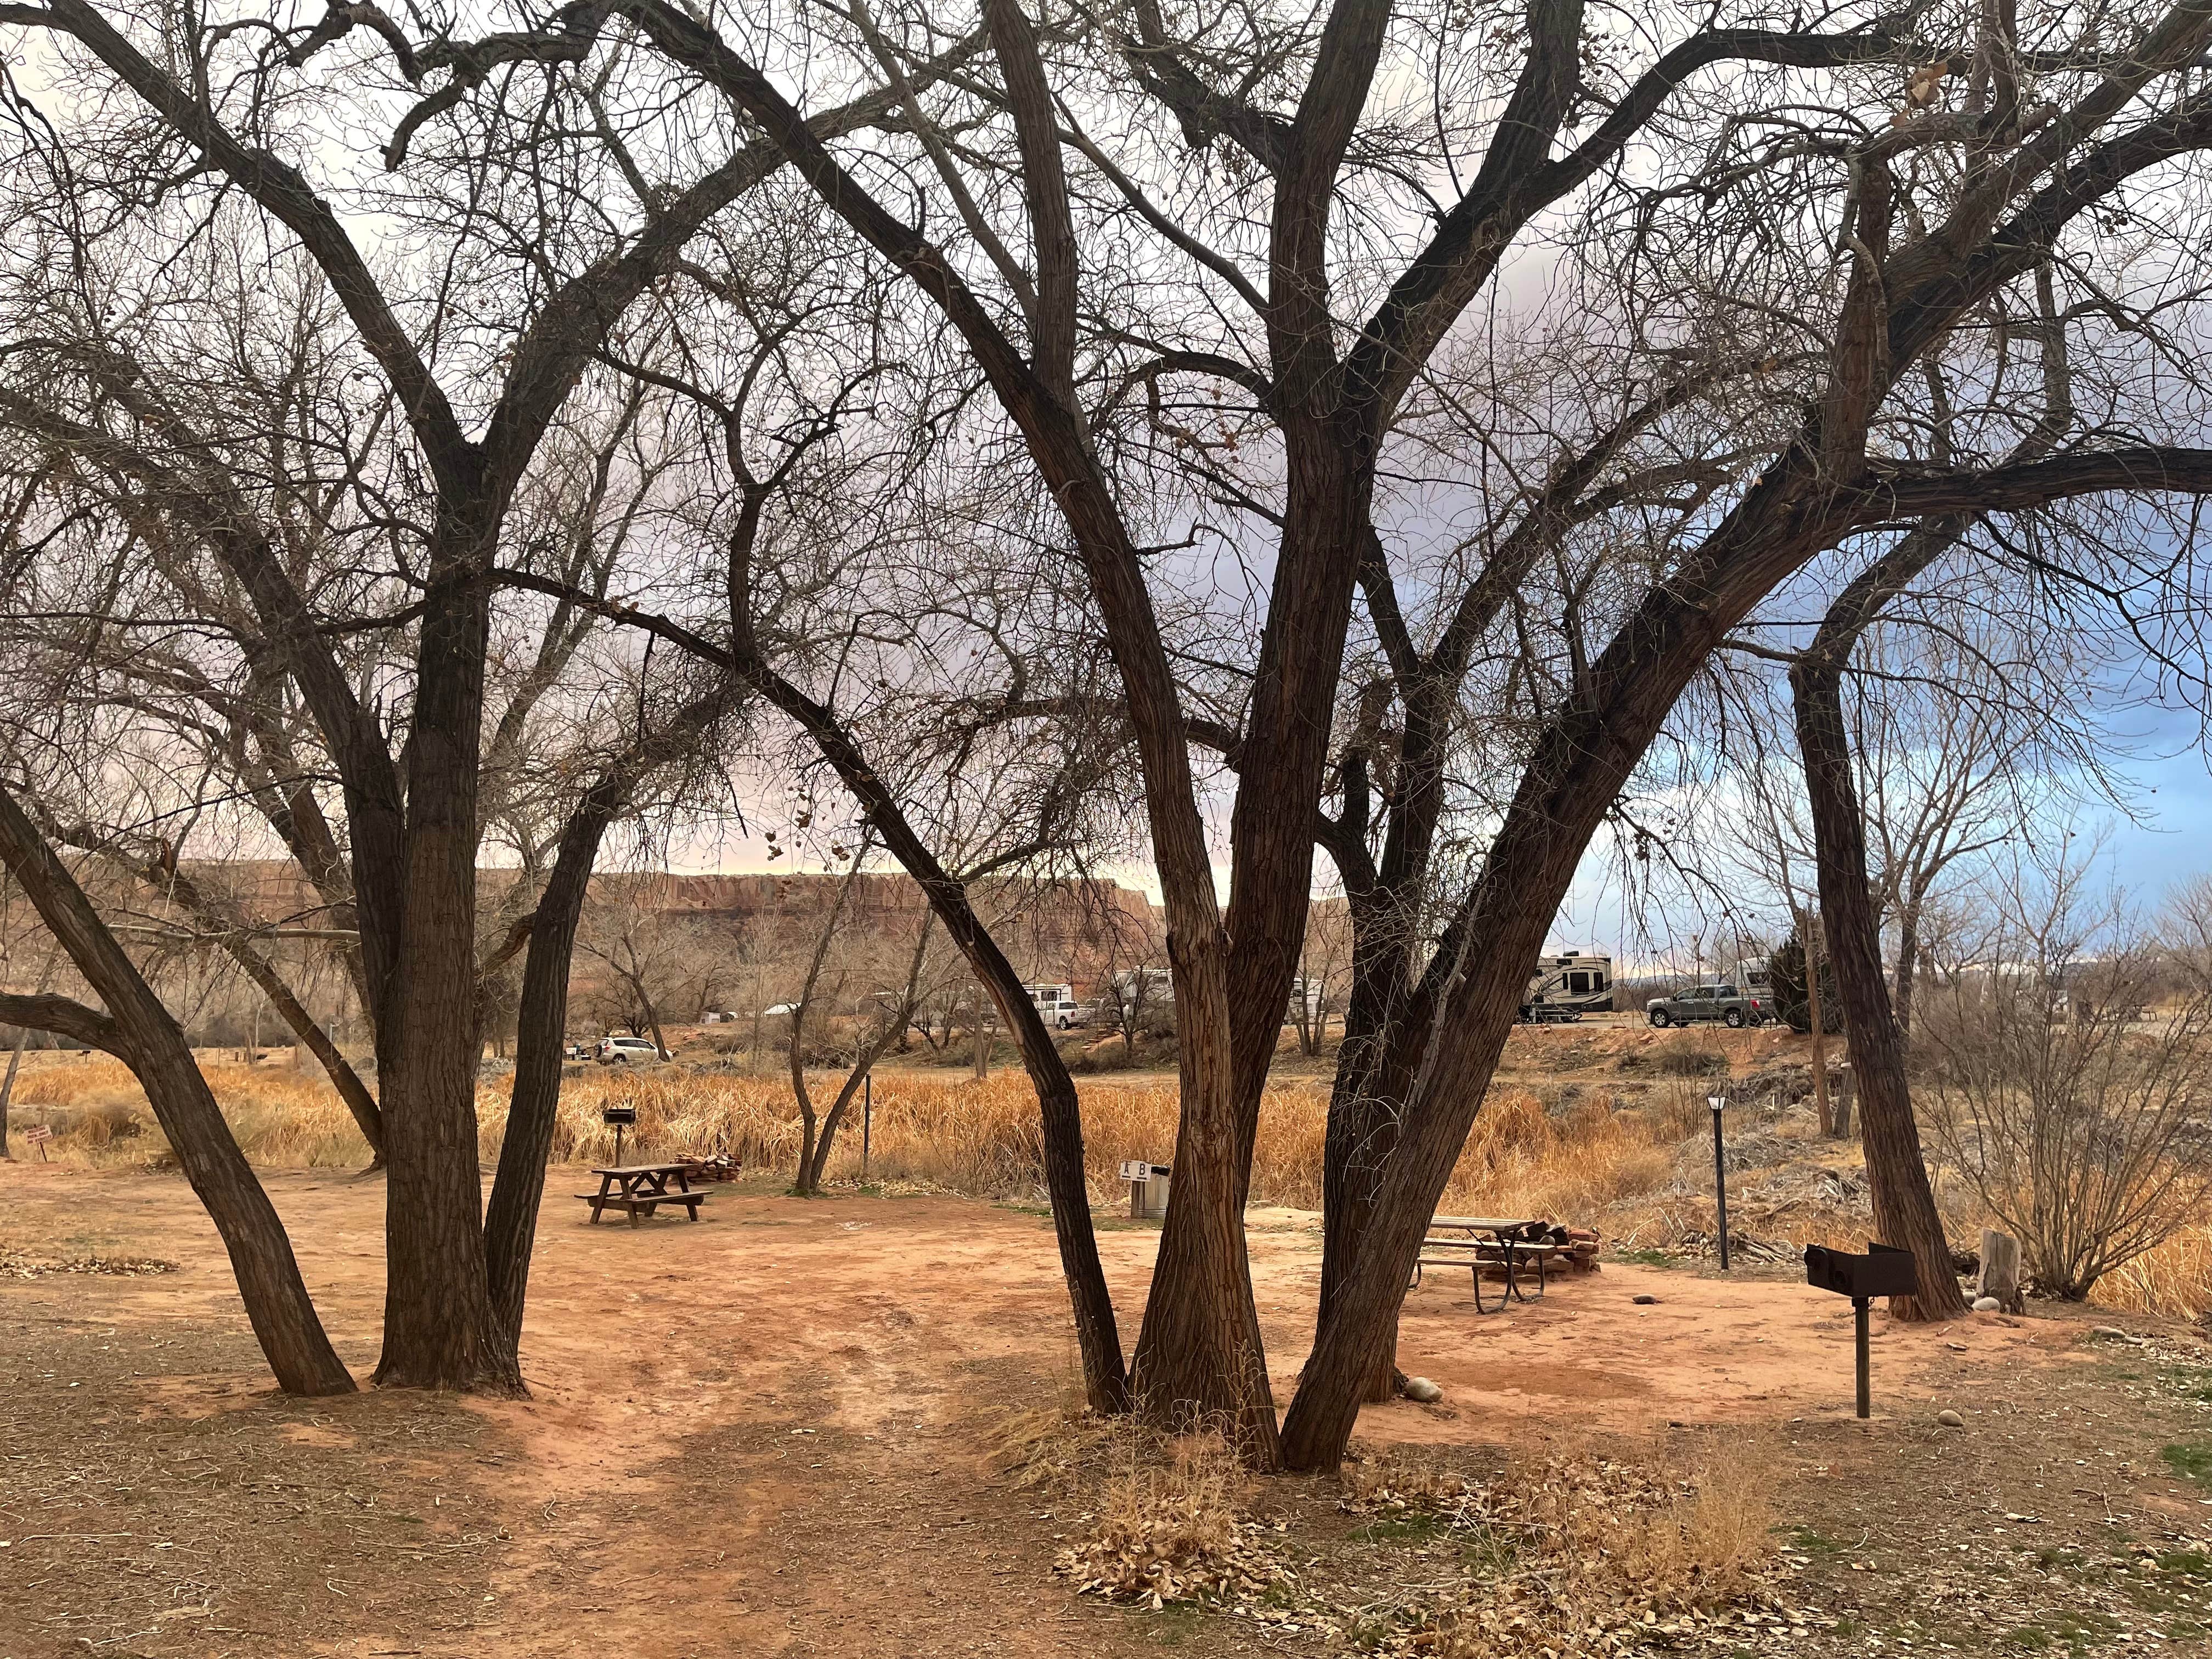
[2091,1224,2212,1319]
[16,1048,2207,1316]
[1053,1428,1279,1606]
[1,1053,1683,1218]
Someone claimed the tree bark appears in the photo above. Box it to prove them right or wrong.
[1893,896,1923,1037]
[0,782,355,1394]
[483,802,614,1348]
[483,689,733,1352]
[1807,913,1836,1135]
[375,545,521,1395]
[0,1025,22,1158]
[1791,658,1968,1322]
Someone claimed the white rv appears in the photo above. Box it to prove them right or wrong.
[1024,983,1085,1029]
[1522,950,1614,1019]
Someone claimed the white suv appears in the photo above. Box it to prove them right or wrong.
[595,1035,669,1064]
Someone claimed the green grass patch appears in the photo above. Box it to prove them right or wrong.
[1348,1512,1453,1545]
[1789,1526,1849,1558]
[2161,1366,2212,1403]
[2162,1440,2212,1486]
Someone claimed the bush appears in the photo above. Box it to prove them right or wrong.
[1650,1034,1728,1077]
[1920,870,2212,1300]
[1767,932,1841,1036]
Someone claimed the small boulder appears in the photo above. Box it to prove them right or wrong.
[1403,1376,1444,1404]
[1632,1293,1660,1306]
[1936,1409,1966,1428]
[1972,1296,2001,1312]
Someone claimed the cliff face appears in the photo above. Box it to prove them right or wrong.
[586,870,1165,990]
[149,861,1166,994]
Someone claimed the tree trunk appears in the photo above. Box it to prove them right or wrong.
[0,1026,22,1158]
[1315,896,1415,1406]
[374,552,520,1395]
[1807,914,1835,1135]
[1893,898,1922,1037]
[1130,938,1280,1462]
[0,783,354,1395]
[1791,659,1967,1322]
[791,1014,820,1196]
[634,975,669,1061]
[486,728,683,1351]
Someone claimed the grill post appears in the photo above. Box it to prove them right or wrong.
[1854,1296,1871,1418]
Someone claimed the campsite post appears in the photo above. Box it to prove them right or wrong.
[1708,1094,1730,1270]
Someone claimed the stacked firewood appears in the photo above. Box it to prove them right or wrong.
[1554,1226,1603,1272]
[681,1154,742,1182]
[1493,1220,1605,1273]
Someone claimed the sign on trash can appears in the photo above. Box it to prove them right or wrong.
[1122,1160,1170,1220]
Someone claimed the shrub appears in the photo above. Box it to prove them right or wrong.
[1920,869,2212,1300]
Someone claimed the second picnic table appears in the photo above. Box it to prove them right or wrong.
[577,1163,709,1227]
[1412,1215,1564,1313]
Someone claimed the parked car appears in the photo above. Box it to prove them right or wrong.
[596,1034,670,1063]
[1645,983,1769,1029]
[1025,983,1086,1029]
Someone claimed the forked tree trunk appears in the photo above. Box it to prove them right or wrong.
[1791,659,1968,1322]
[0,783,355,1395]
[1129,945,1279,1462]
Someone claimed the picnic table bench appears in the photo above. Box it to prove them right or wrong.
[577,1163,709,1227]
[1411,1215,1570,1313]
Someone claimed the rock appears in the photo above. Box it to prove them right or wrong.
[1973,1296,2001,1312]
[1633,1293,1660,1306]
[1403,1376,1443,1404]
[1937,1409,1966,1428]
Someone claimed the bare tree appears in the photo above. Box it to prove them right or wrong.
[785,837,944,1194]
[1922,850,2212,1300]
[403,0,2212,1467]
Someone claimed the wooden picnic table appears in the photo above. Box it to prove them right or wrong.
[1413,1215,1566,1312]
[577,1162,709,1227]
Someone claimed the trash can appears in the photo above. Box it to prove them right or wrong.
[1120,1159,1172,1220]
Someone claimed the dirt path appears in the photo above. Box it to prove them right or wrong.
[2,1163,2204,1658]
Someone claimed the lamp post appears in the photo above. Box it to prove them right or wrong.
[1708,1094,1730,1271]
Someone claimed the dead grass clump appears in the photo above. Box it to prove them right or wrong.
[984,1404,1117,1489]
[1340,1451,1478,1510]
[1441,1089,1673,1221]
[2093,1224,2212,1319]
[1056,1429,1285,1609]
[1316,1446,1785,1656]
[1639,1032,1730,1076]
[1432,1449,1780,1656]
[0,1240,177,1277]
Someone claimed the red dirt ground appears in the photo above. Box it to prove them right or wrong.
[2,1163,2207,1657]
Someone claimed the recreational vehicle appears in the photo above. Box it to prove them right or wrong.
[1024,983,1086,1029]
[1522,950,1614,1020]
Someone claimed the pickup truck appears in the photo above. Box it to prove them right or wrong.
[1646,983,1770,1029]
